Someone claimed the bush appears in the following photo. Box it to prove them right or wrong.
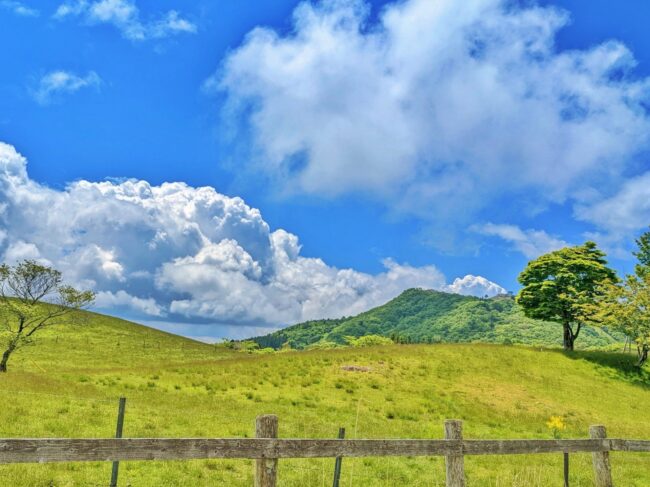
[345,335,394,347]
[304,341,340,350]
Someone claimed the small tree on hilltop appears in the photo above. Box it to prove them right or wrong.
[0,260,95,372]
[516,242,617,351]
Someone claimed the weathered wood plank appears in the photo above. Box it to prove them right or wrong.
[462,439,611,455]
[590,426,613,487]
[444,420,465,487]
[609,439,650,452]
[255,415,278,487]
[3,437,648,464]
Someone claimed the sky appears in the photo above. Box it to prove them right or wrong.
[1,0,649,341]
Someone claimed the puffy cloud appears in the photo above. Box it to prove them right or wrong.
[0,0,38,17]
[54,0,196,41]
[156,247,452,325]
[95,290,165,317]
[216,0,650,222]
[575,172,650,235]
[32,70,101,105]
[0,142,505,330]
[446,275,507,297]
[473,223,569,258]
[3,240,49,264]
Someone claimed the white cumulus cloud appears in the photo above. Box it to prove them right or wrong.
[32,70,101,105]
[95,290,165,317]
[0,142,506,332]
[215,0,650,224]
[473,223,570,258]
[446,275,507,297]
[575,172,650,235]
[54,0,196,41]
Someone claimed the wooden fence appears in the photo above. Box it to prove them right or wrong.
[1,416,649,486]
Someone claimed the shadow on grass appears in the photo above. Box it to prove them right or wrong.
[552,348,650,389]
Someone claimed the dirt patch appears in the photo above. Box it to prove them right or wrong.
[340,365,371,372]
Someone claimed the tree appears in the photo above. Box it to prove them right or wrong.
[0,260,95,372]
[595,276,650,366]
[593,230,650,367]
[516,242,617,351]
[634,228,650,279]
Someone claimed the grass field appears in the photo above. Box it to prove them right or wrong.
[0,310,649,486]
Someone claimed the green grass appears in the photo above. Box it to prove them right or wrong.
[0,309,649,486]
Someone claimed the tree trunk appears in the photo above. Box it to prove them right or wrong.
[0,348,11,372]
[637,346,648,367]
[562,323,575,351]
[0,341,17,372]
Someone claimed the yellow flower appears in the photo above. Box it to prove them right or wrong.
[546,416,566,438]
[546,416,565,430]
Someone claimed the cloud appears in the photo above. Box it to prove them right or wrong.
[32,70,102,105]
[0,0,39,17]
[148,10,197,38]
[447,275,507,297]
[54,0,196,41]
[156,251,451,325]
[3,240,49,265]
[575,172,650,235]
[473,223,569,258]
[0,141,505,330]
[95,290,165,317]
[215,0,650,224]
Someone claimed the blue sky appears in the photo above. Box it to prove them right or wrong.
[1,0,649,340]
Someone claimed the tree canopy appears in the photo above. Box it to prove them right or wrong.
[594,230,650,367]
[516,242,617,351]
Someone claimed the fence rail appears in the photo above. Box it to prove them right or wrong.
[1,416,649,487]
[3,437,650,463]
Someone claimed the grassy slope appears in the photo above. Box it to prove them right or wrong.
[252,289,622,350]
[0,310,649,486]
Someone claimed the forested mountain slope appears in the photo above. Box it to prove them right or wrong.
[252,289,622,349]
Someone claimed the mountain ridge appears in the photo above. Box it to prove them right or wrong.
[251,288,622,350]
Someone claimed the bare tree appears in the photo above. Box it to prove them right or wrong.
[0,260,95,372]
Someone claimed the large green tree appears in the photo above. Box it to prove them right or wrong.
[516,242,617,351]
[0,260,95,372]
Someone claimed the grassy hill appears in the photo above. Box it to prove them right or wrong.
[0,308,648,486]
[251,288,623,350]
[0,307,230,372]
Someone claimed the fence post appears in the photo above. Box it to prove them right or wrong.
[444,420,466,487]
[255,415,278,487]
[332,427,345,487]
[564,452,569,487]
[109,397,127,487]
[590,425,613,487]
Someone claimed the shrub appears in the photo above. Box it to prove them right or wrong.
[345,335,394,347]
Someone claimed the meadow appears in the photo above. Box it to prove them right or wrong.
[0,310,649,486]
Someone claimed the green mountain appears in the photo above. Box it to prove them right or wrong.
[251,288,623,350]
